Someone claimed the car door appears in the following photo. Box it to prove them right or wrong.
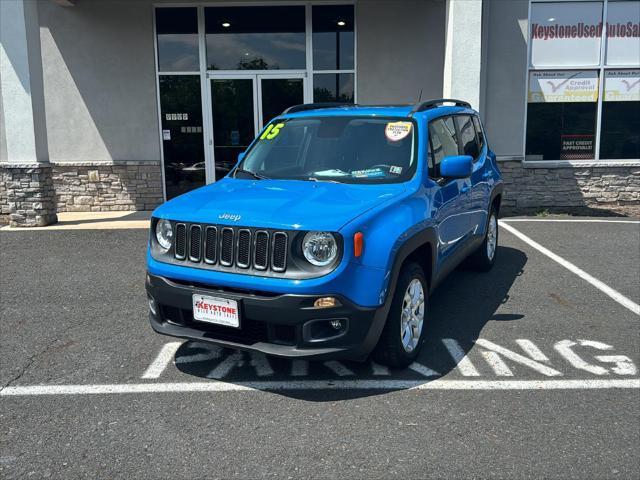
[455,114,489,238]
[428,116,470,267]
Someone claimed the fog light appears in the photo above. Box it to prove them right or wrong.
[330,319,343,330]
[148,296,157,316]
[314,297,339,308]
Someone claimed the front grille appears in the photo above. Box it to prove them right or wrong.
[204,227,217,264]
[174,222,288,274]
[272,232,288,272]
[253,231,269,270]
[189,225,202,262]
[220,228,234,266]
[236,229,251,268]
[175,224,187,260]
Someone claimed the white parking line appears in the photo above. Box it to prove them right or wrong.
[499,221,640,316]
[207,351,242,379]
[1,379,638,396]
[480,351,514,376]
[501,219,640,224]
[441,339,481,376]
[324,361,355,376]
[141,342,181,379]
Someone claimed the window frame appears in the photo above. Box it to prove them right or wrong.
[524,0,640,166]
[152,2,357,201]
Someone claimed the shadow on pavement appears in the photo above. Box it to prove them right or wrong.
[174,246,528,401]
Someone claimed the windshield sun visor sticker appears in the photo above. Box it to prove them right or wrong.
[260,122,285,140]
[385,121,412,142]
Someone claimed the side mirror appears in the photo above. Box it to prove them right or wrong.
[440,155,473,179]
[237,152,246,163]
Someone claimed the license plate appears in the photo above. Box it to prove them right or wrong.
[192,294,240,328]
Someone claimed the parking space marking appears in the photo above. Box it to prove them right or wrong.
[2,379,638,396]
[480,351,514,376]
[515,339,550,362]
[408,363,440,377]
[442,338,481,376]
[207,351,242,379]
[499,221,640,316]
[371,362,391,376]
[141,342,181,379]
[501,219,639,224]
[476,339,562,376]
[324,361,355,376]
[249,352,275,377]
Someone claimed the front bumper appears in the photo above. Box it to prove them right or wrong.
[145,273,388,360]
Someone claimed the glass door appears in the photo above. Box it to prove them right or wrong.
[207,73,305,181]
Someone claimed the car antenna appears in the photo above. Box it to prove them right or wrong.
[417,88,423,103]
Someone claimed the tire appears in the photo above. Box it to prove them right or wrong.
[372,262,428,368]
[468,207,498,271]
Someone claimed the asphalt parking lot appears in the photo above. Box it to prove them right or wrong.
[1,216,639,479]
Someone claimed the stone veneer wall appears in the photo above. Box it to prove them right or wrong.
[499,160,640,216]
[0,163,58,227]
[51,161,164,213]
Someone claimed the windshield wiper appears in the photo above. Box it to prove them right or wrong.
[234,168,270,180]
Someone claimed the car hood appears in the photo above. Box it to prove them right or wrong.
[154,178,405,231]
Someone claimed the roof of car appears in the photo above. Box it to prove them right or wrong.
[280,100,476,120]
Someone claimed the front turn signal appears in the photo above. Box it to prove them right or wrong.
[354,232,364,257]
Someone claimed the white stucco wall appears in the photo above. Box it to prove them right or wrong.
[356,0,446,104]
[37,0,161,163]
[481,0,529,158]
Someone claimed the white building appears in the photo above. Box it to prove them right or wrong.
[1,0,639,226]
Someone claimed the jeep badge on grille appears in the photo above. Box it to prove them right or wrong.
[218,213,241,222]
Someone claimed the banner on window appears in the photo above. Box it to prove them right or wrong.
[560,134,594,160]
[528,70,599,103]
[604,70,640,102]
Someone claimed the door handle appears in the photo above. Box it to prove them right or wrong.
[461,185,470,194]
[482,171,492,179]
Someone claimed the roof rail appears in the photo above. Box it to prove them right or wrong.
[409,98,471,115]
[281,102,353,115]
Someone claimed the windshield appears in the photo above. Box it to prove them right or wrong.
[235,116,417,184]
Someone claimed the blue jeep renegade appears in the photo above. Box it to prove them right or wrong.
[146,99,503,367]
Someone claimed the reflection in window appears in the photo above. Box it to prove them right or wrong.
[455,116,480,159]
[155,8,199,72]
[429,117,459,176]
[526,103,597,160]
[600,70,640,159]
[205,6,306,70]
[159,76,206,199]
[313,73,354,103]
[312,5,355,70]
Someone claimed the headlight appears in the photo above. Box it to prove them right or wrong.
[155,219,173,251]
[302,231,338,266]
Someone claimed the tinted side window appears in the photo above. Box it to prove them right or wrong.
[456,115,480,159]
[429,117,459,177]
[472,116,485,151]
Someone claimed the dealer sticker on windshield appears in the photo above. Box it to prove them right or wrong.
[192,294,240,328]
[385,121,412,142]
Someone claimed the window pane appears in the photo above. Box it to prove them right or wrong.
[606,1,640,65]
[155,8,199,72]
[530,2,603,67]
[472,116,485,151]
[526,70,598,160]
[600,70,640,159]
[261,78,304,126]
[313,73,354,103]
[205,6,306,70]
[159,76,206,199]
[455,115,480,159]
[312,5,355,70]
[429,117,459,176]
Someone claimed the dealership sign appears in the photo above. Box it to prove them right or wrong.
[528,70,599,103]
[530,1,640,67]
